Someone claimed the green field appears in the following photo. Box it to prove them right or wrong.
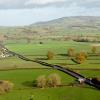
[0,69,100,100]
[0,41,100,100]
[1,41,99,69]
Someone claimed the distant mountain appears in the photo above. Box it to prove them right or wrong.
[29,16,100,35]
[31,16,100,28]
[0,16,100,36]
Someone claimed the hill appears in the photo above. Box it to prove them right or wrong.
[32,16,100,28]
[0,16,100,43]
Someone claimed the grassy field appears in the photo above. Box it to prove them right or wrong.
[0,69,100,100]
[0,40,99,100]
[0,16,100,100]
[1,41,99,69]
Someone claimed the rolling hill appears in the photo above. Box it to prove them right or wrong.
[0,16,100,43]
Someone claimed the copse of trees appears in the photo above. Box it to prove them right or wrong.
[36,73,62,88]
[72,51,87,64]
[75,52,87,64]
[47,51,54,60]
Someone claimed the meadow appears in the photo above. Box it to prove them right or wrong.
[0,69,100,100]
[2,40,100,69]
[0,40,100,100]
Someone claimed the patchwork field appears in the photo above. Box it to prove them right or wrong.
[1,41,99,69]
[0,41,100,100]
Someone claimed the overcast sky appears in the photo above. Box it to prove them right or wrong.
[0,0,100,26]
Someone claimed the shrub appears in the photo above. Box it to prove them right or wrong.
[47,73,61,87]
[0,80,14,94]
[47,51,54,60]
[36,75,46,88]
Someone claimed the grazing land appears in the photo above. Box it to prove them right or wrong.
[0,41,100,100]
[0,16,100,100]
[1,41,99,69]
[0,69,100,100]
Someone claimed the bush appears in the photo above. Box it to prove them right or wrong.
[47,51,54,60]
[0,80,14,94]
[36,75,46,88]
[47,73,61,87]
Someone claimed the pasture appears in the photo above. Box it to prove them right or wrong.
[0,69,100,100]
[2,40,100,69]
[0,41,100,100]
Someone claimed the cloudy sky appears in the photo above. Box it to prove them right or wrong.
[0,0,100,26]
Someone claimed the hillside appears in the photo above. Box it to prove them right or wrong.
[31,16,100,34]
[32,16,100,28]
[1,16,100,34]
[0,16,100,43]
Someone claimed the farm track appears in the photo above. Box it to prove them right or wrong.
[1,45,100,90]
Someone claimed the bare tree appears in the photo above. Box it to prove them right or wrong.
[36,75,46,88]
[0,80,14,94]
[47,73,61,87]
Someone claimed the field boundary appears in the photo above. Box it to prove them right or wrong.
[0,67,100,71]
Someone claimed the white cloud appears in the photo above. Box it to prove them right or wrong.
[0,1,100,26]
[25,0,66,5]
[0,0,19,4]
[0,0,100,10]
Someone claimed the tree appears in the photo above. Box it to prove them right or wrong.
[92,46,96,53]
[0,80,14,94]
[74,52,87,64]
[80,51,87,59]
[47,51,54,60]
[47,73,61,87]
[36,75,46,88]
[67,48,74,57]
